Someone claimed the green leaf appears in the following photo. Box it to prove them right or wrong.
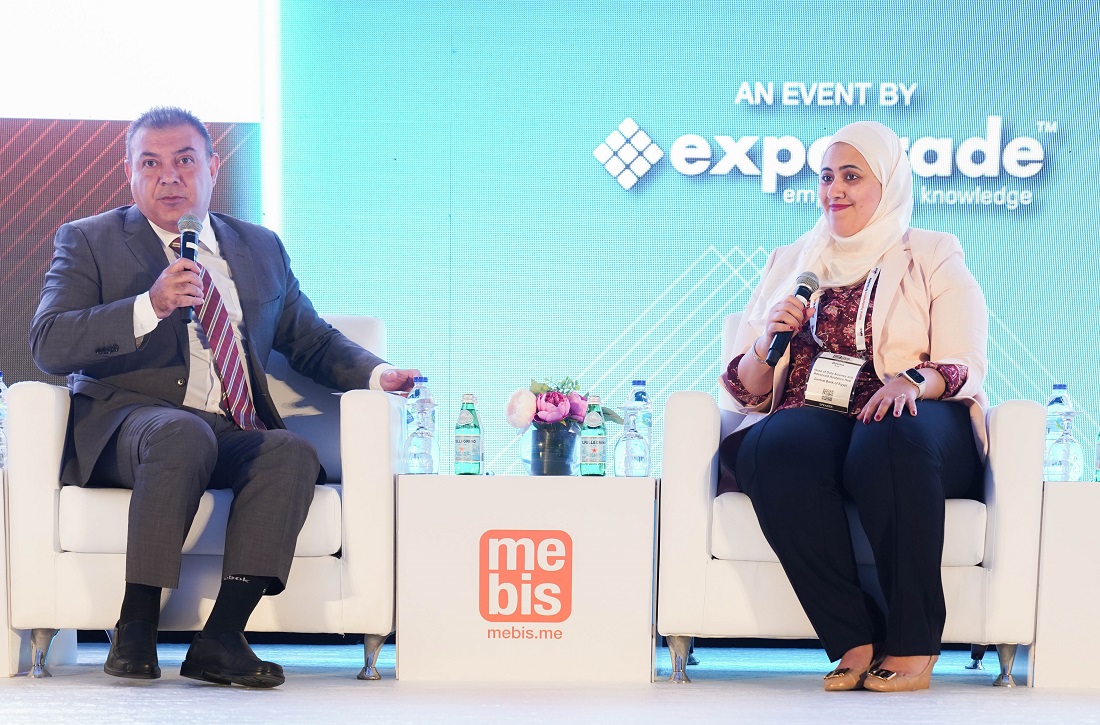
[601,406,624,425]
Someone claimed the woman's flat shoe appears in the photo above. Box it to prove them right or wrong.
[864,655,938,692]
[823,650,885,691]
[823,665,867,691]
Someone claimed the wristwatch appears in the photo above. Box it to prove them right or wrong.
[899,367,927,398]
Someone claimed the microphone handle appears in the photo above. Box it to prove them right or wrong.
[764,331,792,367]
[180,230,198,323]
[763,282,816,366]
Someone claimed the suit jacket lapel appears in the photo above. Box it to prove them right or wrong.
[122,206,190,353]
[211,215,262,341]
[870,232,910,375]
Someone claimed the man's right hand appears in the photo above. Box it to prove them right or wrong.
[150,259,205,319]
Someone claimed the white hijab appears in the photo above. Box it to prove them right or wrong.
[748,121,914,325]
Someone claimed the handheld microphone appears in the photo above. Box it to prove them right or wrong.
[765,271,820,367]
[177,213,202,323]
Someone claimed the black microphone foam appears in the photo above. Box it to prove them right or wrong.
[177,213,202,323]
[764,271,820,367]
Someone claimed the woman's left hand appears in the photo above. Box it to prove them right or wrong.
[860,378,918,424]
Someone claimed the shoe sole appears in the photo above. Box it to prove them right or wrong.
[104,664,161,679]
[180,660,284,688]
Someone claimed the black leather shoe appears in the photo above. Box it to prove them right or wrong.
[180,630,285,688]
[104,620,161,679]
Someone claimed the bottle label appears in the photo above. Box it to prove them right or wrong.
[580,436,606,464]
[584,410,604,427]
[457,409,475,426]
[455,434,482,462]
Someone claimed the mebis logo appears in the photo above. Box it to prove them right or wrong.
[479,530,572,623]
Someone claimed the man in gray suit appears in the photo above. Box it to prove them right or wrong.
[31,106,419,688]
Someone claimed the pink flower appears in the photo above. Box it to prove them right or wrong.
[566,392,587,423]
[505,389,537,428]
[534,391,570,424]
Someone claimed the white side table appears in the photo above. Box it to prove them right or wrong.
[396,474,657,682]
[1031,480,1100,688]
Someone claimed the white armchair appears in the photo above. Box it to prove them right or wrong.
[657,313,1045,685]
[3,314,404,679]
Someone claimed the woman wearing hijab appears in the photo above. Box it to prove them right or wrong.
[720,121,988,692]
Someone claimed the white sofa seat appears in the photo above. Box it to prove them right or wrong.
[711,493,988,567]
[3,314,404,679]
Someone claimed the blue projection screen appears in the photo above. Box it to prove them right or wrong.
[280,2,1099,475]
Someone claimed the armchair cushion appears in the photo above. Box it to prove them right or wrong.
[58,485,343,557]
[710,492,987,566]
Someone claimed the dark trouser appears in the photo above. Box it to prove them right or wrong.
[730,401,982,661]
[91,406,319,594]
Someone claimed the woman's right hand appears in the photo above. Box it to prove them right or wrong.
[763,295,814,341]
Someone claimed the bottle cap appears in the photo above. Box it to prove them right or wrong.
[462,393,476,403]
[632,379,646,386]
[1053,383,1067,389]
[414,376,428,383]
[588,395,601,404]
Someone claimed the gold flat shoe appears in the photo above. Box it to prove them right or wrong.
[823,666,867,691]
[823,650,885,692]
[864,655,938,692]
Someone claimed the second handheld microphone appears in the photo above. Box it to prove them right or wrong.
[764,271,820,367]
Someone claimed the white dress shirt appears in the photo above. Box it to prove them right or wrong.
[132,217,389,418]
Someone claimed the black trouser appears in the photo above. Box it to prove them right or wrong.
[729,401,982,661]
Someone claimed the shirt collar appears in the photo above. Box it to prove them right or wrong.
[148,214,219,256]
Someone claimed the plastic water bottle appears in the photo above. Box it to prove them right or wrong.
[454,394,482,475]
[1045,412,1084,482]
[624,379,653,447]
[1047,382,1073,479]
[0,371,8,470]
[579,395,607,476]
[405,376,436,436]
[403,376,438,474]
[1094,430,1100,483]
[614,410,650,477]
[1044,383,1073,446]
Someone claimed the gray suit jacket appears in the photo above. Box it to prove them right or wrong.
[31,205,386,485]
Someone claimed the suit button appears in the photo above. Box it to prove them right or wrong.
[176,378,186,387]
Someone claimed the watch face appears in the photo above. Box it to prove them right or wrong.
[906,368,926,383]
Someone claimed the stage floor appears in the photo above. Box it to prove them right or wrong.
[2,644,1099,723]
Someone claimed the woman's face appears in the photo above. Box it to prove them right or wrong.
[818,142,883,237]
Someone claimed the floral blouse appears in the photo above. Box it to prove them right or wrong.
[725,280,968,418]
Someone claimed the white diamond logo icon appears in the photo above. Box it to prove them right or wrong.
[594,118,662,189]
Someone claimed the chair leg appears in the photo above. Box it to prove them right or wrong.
[993,643,1018,687]
[24,628,59,678]
[687,637,699,665]
[966,643,988,670]
[357,633,388,681]
[666,635,692,683]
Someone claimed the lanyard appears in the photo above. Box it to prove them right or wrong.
[809,266,879,353]
[854,266,880,352]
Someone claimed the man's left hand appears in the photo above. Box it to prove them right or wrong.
[379,368,421,394]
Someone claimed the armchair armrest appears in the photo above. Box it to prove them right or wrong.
[6,381,71,626]
[337,389,405,635]
[980,399,1044,643]
[657,391,722,635]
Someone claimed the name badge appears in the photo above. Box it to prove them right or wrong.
[804,352,868,413]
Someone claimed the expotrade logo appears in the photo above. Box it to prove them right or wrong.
[592,118,664,190]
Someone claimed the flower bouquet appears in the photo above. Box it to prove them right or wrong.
[506,377,622,475]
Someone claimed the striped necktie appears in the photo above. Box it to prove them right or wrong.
[171,237,265,431]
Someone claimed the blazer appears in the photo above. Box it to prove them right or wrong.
[31,205,387,485]
[725,227,990,456]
